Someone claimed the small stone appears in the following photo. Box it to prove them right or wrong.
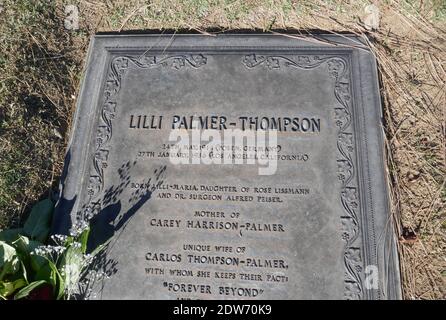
[64,5,79,31]
[407,169,421,181]
[53,128,63,139]
[364,4,380,31]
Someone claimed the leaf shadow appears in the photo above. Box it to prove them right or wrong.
[54,149,166,299]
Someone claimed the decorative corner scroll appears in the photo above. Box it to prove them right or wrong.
[242,54,364,300]
[81,53,207,220]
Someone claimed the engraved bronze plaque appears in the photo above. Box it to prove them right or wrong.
[54,34,401,300]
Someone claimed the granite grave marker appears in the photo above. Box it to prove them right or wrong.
[54,34,401,300]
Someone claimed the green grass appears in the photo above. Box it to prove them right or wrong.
[433,0,446,21]
[0,0,79,229]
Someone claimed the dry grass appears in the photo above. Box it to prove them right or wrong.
[0,0,444,299]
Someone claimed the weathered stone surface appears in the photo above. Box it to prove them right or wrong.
[54,34,401,300]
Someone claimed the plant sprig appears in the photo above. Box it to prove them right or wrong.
[0,198,106,300]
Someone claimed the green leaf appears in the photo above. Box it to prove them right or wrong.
[59,244,83,299]
[56,274,64,299]
[0,278,27,297]
[31,255,60,298]
[14,280,47,300]
[23,199,54,242]
[54,263,65,300]
[20,261,28,283]
[0,241,20,279]
[65,235,74,246]
[30,254,47,272]
[0,241,16,267]
[78,227,90,254]
[34,260,56,287]
[11,236,41,282]
[12,235,41,256]
[0,281,13,297]
[0,228,24,243]
[90,238,111,257]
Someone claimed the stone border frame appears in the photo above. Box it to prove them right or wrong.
[54,34,402,300]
